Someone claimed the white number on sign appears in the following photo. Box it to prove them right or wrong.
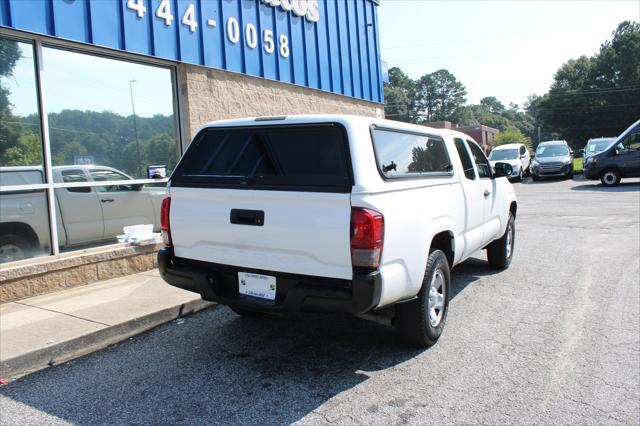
[279,34,289,58]
[245,24,257,49]
[127,0,147,18]
[182,3,198,32]
[227,17,240,43]
[263,29,275,54]
[156,0,173,25]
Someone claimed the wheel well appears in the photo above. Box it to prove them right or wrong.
[509,201,517,218]
[601,167,621,176]
[430,231,454,267]
[0,222,39,248]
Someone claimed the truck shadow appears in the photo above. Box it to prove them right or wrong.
[450,257,495,300]
[0,261,492,424]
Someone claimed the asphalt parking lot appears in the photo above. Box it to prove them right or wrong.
[1,177,639,425]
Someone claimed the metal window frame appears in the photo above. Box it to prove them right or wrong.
[0,28,183,259]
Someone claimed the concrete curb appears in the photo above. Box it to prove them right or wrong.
[0,299,215,381]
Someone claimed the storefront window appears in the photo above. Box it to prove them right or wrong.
[42,47,179,179]
[0,38,181,263]
[37,47,180,254]
[0,37,51,263]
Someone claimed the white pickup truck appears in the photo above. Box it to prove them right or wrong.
[158,115,517,347]
[0,165,164,263]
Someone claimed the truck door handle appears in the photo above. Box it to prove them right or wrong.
[483,190,491,198]
[100,198,115,203]
[230,209,264,226]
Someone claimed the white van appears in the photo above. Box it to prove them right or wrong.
[488,143,531,181]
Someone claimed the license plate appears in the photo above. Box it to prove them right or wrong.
[238,272,276,300]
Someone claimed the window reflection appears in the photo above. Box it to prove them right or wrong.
[0,38,44,169]
[0,37,50,263]
[42,47,179,180]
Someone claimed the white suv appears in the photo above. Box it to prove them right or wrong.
[158,115,518,347]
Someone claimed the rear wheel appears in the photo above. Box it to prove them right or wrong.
[487,213,515,270]
[0,234,32,263]
[600,169,621,187]
[395,249,450,348]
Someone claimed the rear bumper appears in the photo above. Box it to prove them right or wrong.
[157,248,381,315]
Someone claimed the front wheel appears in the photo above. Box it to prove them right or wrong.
[487,213,515,270]
[395,249,450,348]
[600,169,621,187]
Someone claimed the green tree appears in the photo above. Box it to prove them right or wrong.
[413,70,467,122]
[384,67,417,122]
[480,96,505,114]
[535,21,640,150]
[492,128,532,150]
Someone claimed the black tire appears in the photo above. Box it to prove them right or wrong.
[487,213,515,270]
[395,249,450,348]
[0,234,32,263]
[229,306,265,318]
[600,169,621,187]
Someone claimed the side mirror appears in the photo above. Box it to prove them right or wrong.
[569,149,574,156]
[530,153,535,158]
[132,183,144,191]
[493,162,513,178]
[579,149,585,154]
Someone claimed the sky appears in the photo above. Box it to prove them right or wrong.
[3,42,175,118]
[2,0,638,117]
[377,0,640,108]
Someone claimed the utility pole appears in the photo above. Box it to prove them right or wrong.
[129,79,142,175]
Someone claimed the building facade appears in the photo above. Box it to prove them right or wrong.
[0,0,384,299]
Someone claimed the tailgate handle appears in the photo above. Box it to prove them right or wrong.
[230,209,264,226]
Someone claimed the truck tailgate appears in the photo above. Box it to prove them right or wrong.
[168,123,354,280]
[170,187,352,279]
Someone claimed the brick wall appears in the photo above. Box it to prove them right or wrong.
[180,64,384,140]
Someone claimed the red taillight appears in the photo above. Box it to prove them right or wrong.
[160,197,172,246]
[350,207,384,269]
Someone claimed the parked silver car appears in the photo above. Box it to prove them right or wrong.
[531,140,574,180]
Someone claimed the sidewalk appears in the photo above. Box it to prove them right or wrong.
[0,269,212,381]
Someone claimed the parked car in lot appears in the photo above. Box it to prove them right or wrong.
[158,115,518,347]
[0,165,165,263]
[531,140,574,180]
[581,137,615,158]
[488,143,530,181]
[583,120,640,186]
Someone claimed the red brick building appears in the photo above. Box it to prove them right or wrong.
[423,121,499,154]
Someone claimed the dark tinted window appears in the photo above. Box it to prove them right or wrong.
[454,138,475,180]
[372,129,452,178]
[61,169,91,193]
[466,140,492,178]
[520,146,526,156]
[172,125,352,192]
[620,131,640,151]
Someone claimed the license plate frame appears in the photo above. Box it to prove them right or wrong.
[238,272,276,301]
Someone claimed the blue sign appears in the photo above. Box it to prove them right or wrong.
[0,0,383,103]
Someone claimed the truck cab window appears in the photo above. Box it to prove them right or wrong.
[90,169,137,192]
[466,140,492,178]
[453,138,476,180]
[61,169,91,193]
